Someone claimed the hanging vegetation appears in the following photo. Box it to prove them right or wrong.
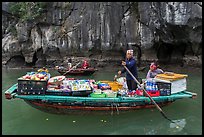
[8,2,47,22]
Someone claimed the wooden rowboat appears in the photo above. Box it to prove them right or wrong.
[57,68,97,76]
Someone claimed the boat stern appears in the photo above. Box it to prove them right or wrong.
[4,83,18,100]
[191,92,197,99]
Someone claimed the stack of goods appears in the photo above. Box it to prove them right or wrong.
[144,79,160,97]
[102,90,117,98]
[20,72,50,81]
[68,79,93,97]
[69,80,92,91]
[89,79,98,89]
[46,76,72,96]
[47,78,93,96]
[97,82,111,90]
[116,77,128,89]
[17,71,50,95]
[127,91,138,97]
[155,72,188,94]
[100,80,123,91]
[90,88,118,98]
[47,76,65,89]
[90,89,106,98]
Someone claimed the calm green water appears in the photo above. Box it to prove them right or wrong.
[2,67,202,135]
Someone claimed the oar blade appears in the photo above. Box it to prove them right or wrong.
[170,119,186,131]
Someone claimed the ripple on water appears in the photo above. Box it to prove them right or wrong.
[170,119,186,132]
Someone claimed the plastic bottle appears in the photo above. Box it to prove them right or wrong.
[151,83,154,91]
[155,84,158,91]
[149,81,151,90]
[146,81,149,90]
[149,82,152,91]
[152,82,155,91]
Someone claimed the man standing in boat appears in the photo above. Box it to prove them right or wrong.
[68,58,72,70]
[118,49,138,92]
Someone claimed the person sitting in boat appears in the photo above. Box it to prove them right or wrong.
[68,58,72,69]
[81,60,90,69]
[146,62,164,79]
[118,49,138,92]
[68,63,72,70]
[38,67,49,73]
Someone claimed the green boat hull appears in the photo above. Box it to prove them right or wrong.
[5,83,197,114]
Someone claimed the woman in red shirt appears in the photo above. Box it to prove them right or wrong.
[82,60,89,69]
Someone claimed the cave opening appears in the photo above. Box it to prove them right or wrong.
[25,51,38,67]
[6,55,26,68]
[155,41,190,66]
[156,42,174,65]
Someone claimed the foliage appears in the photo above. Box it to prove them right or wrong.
[9,2,47,22]
[9,26,17,37]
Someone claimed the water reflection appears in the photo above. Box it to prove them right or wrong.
[2,68,202,135]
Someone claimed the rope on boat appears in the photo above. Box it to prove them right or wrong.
[111,103,114,115]
[115,103,119,115]
[110,102,119,115]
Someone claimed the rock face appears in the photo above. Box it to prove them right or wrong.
[2,2,202,68]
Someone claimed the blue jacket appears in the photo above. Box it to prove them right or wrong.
[121,57,138,80]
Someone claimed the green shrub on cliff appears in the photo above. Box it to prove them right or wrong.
[9,2,47,22]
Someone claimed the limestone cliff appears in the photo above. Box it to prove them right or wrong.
[2,2,202,68]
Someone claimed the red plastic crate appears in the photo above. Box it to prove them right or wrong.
[136,90,143,96]
[145,90,160,97]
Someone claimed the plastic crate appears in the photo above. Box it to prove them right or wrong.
[102,90,117,98]
[72,90,93,97]
[90,92,106,98]
[145,90,160,97]
[46,89,72,96]
[136,89,143,96]
[156,82,171,96]
[159,89,171,96]
[17,79,47,95]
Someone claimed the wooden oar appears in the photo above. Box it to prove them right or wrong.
[123,65,182,126]
[62,62,81,76]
